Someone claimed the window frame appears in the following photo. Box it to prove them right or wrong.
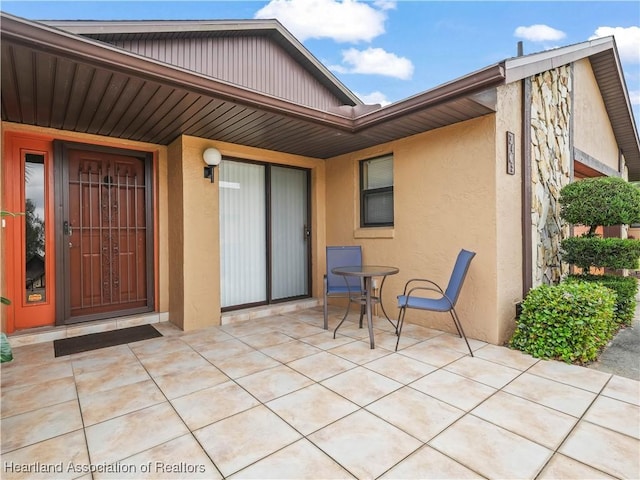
[359,154,394,228]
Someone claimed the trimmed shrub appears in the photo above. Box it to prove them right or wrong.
[566,274,638,326]
[510,281,616,363]
[559,177,640,232]
[561,236,640,271]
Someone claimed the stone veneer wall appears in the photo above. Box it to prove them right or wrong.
[530,65,572,286]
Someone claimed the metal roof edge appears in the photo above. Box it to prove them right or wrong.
[39,17,362,107]
[504,36,614,83]
[352,63,506,129]
[40,19,283,34]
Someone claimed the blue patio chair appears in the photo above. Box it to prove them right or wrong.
[323,246,365,330]
[395,249,476,355]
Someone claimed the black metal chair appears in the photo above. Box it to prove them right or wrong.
[395,249,476,354]
[323,246,365,330]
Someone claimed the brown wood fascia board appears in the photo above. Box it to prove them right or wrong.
[1,14,357,131]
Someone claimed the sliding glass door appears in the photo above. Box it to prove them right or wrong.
[271,166,309,300]
[219,160,310,309]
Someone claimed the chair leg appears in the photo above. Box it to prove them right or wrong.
[323,293,328,330]
[449,308,473,357]
[395,307,406,351]
[380,301,397,331]
[333,301,352,339]
[359,302,365,329]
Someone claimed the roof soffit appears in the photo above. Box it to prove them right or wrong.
[2,12,637,177]
[1,13,356,130]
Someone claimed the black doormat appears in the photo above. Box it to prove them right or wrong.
[54,324,162,357]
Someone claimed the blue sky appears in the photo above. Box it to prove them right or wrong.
[2,1,639,122]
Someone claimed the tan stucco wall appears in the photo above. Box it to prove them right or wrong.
[169,135,326,331]
[0,122,327,334]
[325,115,514,344]
[573,59,620,171]
[0,122,170,328]
[494,82,524,342]
[167,135,222,331]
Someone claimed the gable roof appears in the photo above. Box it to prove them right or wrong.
[42,19,362,108]
[1,13,638,179]
[504,37,639,177]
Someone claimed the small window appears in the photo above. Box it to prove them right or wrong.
[360,155,393,227]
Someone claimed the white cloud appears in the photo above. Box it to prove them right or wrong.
[254,0,390,43]
[330,47,414,79]
[373,0,396,10]
[589,26,640,64]
[356,90,392,106]
[514,24,566,42]
[629,90,640,106]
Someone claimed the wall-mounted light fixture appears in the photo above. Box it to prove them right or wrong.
[203,147,222,183]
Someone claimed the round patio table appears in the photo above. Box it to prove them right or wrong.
[331,265,399,349]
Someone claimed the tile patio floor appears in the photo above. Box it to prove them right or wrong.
[1,307,639,479]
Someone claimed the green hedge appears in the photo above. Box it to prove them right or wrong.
[561,236,640,271]
[510,281,616,363]
[566,274,638,326]
[559,177,640,229]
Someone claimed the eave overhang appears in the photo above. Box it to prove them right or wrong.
[0,12,502,159]
[4,13,637,179]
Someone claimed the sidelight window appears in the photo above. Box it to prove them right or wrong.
[24,153,47,303]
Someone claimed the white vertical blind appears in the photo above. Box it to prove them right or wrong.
[362,155,394,225]
[364,155,393,189]
[271,166,308,299]
[219,161,266,307]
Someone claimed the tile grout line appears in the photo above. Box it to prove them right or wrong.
[531,372,620,480]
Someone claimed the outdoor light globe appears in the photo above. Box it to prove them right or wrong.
[203,147,222,166]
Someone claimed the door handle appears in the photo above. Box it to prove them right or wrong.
[303,225,311,240]
[63,221,73,236]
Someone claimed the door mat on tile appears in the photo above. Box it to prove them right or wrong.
[53,324,162,357]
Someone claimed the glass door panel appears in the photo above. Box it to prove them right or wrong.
[24,154,47,304]
[219,161,310,309]
[271,166,309,300]
[219,161,267,308]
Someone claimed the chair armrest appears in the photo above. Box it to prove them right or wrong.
[400,286,455,309]
[401,278,444,296]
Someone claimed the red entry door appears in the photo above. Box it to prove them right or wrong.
[63,146,153,322]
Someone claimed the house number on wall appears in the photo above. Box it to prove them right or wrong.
[506,131,516,175]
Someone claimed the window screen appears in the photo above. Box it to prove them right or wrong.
[360,155,393,227]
